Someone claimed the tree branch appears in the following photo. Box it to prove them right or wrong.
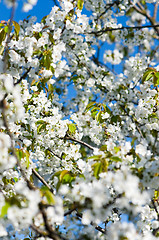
[76,211,106,234]
[65,134,94,151]
[75,194,122,235]
[14,66,32,85]
[47,148,63,160]
[130,1,159,35]
[153,2,158,21]
[32,168,54,193]
[39,202,67,240]
[88,24,159,36]
[95,0,122,22]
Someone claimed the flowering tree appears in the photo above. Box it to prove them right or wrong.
[0,0,159,239]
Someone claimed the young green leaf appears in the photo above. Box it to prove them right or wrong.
[77,0,84,10]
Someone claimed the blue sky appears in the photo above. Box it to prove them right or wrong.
[0,0,54,22]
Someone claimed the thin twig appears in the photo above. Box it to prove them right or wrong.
[153,2,158,21]
[88,24,159,36]
[151,199,159,221]
[76,211,106,234]
[14,66,32,85]
[95,0,121,22]
[64,208,76,216]
[130,1,159,35]
[39,202,67,240]
[65,134,94,151]
[31,223,48,237]
[32,168,54,193]
[75,194,122,235]
[47,148,62,160]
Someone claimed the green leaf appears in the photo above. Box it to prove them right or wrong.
[12,20,20,36]
[37,123,47,134]
[114,146,120,153]
[111,115,121,123]
[154,71,159,86]
[0,29,6,46]
[88,155,101,161]
[101,158,108,172]
[62,173,74,184]
[77,0,84,10]
[71,75,79,83]
[54,171,62,177]
[85,102,96,112]
[96,111,103,123]
[15,149,25,160]
[155,71,159,79]
[36,120,45,125]
[59,170,70,182]
[131,137,137,146]
[56,180,61,192]
[142,68,156,83]
[25,150,30,168]
[48,33,55,45]
[0,202,10,217]
[110,156,122,162]
[4,25,9,33]
[41,186,55,204]
[68,123,76,134]
[45,54,51,69]
[100,145,107,151]
[92,162,102,179]
[103,104,111,114]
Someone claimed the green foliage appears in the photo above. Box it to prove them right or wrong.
[0,202,10,217]
[68,123,77,134]
[15,149,30,168]
[142,68,159,86]
[12,20,20,38]
[89,155,108,178]
[85,102,111,123]
[40,186,55,204]
[36,120,48,134]
[77,0,84,10]
[92,159,108,179]
[0,28,6,46]
[53,170,76,191]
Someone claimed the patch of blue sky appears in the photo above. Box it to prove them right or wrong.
[0,0,54,22]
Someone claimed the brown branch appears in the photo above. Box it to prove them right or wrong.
[153,2,158,21]
[75,194,122,235]
[76,211,106,234]
[31,223,48,237]
[88,24,159,36]
[65,133,94,151]
[136,2,146,13]
[14,66,32,85]
[152,199,159,221]
[39,203,67,240]
[64,207,77,216]
[32,168,54,193]
[95,0,121,21]
[47,148,62,160]
[130,1,159,35]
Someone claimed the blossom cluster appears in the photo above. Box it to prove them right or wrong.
[0,0,159,239]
